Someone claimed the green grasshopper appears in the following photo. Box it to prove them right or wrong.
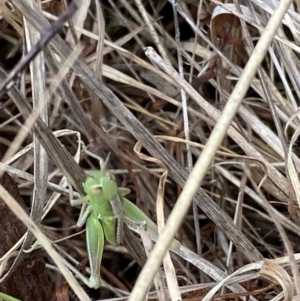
[69,164,154,289]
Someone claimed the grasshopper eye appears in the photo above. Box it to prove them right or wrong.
[110,173,116,181]
[91,185,103,194]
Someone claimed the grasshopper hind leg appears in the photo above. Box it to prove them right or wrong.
[85,214,105,289]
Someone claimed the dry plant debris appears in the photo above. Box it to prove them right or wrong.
[0,0,300,300]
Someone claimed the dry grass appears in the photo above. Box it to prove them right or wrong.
[0,0,300,300]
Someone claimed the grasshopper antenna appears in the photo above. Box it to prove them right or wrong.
[101,152,111,171]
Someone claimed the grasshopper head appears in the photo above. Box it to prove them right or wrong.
[83,170,118,200]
